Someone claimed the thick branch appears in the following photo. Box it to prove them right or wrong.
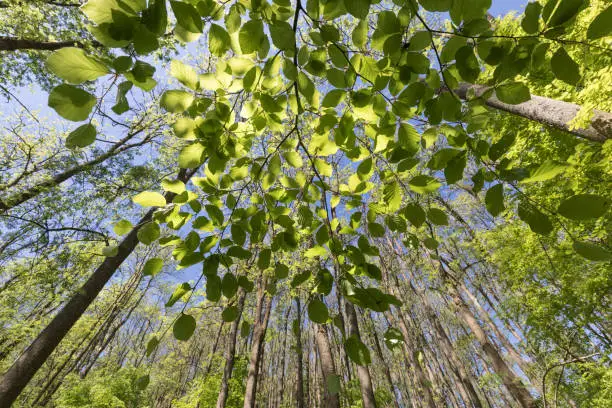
[455,83,612,143]
[0,36,86,51]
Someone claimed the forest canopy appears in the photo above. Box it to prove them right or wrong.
[0,0,611,407]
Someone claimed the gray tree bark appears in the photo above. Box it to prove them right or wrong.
[455,83,611,143]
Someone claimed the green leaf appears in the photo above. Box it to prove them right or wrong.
[162,179,186,194]
[48,84,96,122]
[239,19,264,54]
[222,305,239,322]
[170,60,198,90]
[518,202,553,235]
[133,191,166,207]
[352,19,368,48]
[345,0,369,19]
[137,222,160,245]
[66,124,96,148]
[551,47,580,85]
[308,299,329,324]
[166,282,191,307]
[326,374,341,395]
[47,48,109,84]
[240,321,251,337]
[345,335,371,366]
[283,151,303,168]
[522,160,568,183]
[427,148,460,170]
[206,275,222,302]
[178,143,205,168]
[269,21,295,51]
[427,208,449,225]
[135,375,150,390]
[142,0,168,35]
[145,336,159,357]
[209,23,231,56]
[305,246,327,258]
[173,313,196,341]
[542,0,584,27]
[160,90,194,113]
[485,184,505,217]
[521,2,542,34]
[573,241,612,262]
[206,204,224,226]
[143,258,163,276]
[496,82,531,104]
[113,219,133,235]
[409,175,441,194]
[403,203,426,227]
[102,245,118,257]
[383,181,402,213]
[170,1,202,33]
[558,194,609,220]
[222,273,238,298]
[383,327,404,350]
[455,46,480,83]
[587,5,612,39]
[419,0,452,12]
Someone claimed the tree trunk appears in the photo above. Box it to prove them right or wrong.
[243,278,273,408]
[0,36,88,51]
[314,322,340,408]
[454,82,611,142]
[0,168,198,407]
[344,301,378,408]
[216,290,246,408]
[294,297,306,408]
[369,313,401,408]
[449,283,537,408]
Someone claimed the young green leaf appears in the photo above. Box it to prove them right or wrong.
[66,124,96,148]
[133,191,166,207]
[496,82,531,105]
[166,282,191,307]
[345,335,371,366]
[143,258,163,276]
[173,313,196,341]
[558,194,608,220]
[47,48,109,84]
[587,5,612,39]
[160,90,194,113]
[222,305,239,322]
[485,184,505,217]
[551,47,580,85]
[573,241,612,262]
[308,299,329,324]
[48,84,96,122]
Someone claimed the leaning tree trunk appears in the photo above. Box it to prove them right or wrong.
[216,290,246,408]
[454,83,612,142]
[314,322,340,408]
[368,312,401,408]
[344,300,378,408]
[243,278,272,408]
[448,282,537,408]
[0,167,198,407]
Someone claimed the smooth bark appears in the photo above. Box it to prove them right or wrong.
[314,322,340,408]
[455,83,612,142]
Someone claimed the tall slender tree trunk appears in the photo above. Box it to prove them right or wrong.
[294,297,305,408]
[243,278,273,408]
[448,282,537,408]
[344,300,378,408]
[314,322,340,408]
[216,290,246,408]
[368,313,401,408]
[0,168,198,407]
[389,309,437,408]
